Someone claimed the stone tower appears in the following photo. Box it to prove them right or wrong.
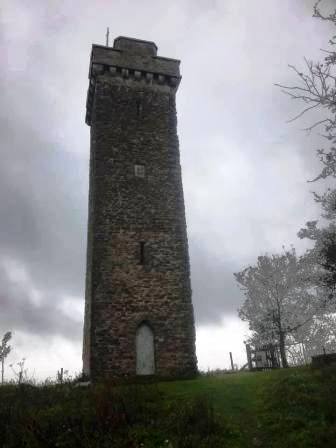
[83,36,197,380]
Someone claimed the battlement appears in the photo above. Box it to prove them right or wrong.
[85,36,181,125]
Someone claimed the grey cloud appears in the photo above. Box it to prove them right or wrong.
[0,261,82,340]
[0,108,87,299]
[190,242,243,324]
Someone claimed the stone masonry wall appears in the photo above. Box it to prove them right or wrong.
[83,38,197,379]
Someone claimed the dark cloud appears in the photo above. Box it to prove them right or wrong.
[0,261,82,340]
[190,242,243,324]
[0,98,87,299]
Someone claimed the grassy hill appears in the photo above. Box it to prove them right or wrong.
[1,366,335,447]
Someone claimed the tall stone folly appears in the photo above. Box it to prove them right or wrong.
[83,36,197,379]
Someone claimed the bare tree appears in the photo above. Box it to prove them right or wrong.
[9,358,27,385]
[277,1,336,303]
[275,1,336,182]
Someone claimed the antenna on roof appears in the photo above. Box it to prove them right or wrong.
[106,27,109,47]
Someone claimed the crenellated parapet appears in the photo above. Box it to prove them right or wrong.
[85,37,181,125]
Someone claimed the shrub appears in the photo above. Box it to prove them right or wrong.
[0,381,232,447]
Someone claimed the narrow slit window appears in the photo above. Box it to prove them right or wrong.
[136,99,142,117]
[140,242,145,265]
[134,164,145,178]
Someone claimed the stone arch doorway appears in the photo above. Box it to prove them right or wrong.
[136,322,155,375]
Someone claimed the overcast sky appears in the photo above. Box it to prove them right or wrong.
[1,0,334,380]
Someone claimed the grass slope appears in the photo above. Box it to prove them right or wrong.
[1,367,335,447]
[159,371,263,445]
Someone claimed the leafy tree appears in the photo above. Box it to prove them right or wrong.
[0,331,12,384]
[293,313,336,359]
[298,220,336,297]
[235,248,322,368]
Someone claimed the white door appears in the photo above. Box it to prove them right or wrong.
[136,323,155,375]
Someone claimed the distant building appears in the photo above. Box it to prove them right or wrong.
[82,36,197,380]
